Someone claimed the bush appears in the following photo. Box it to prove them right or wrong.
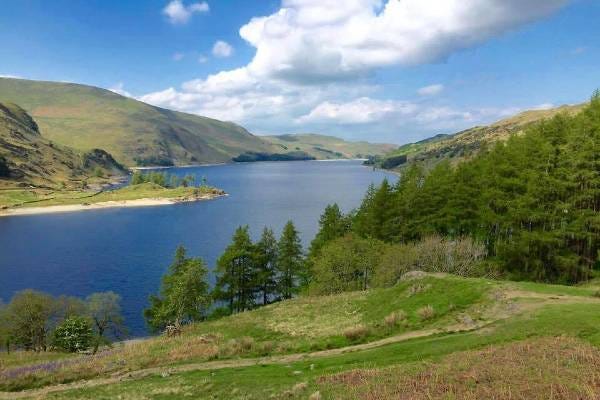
[52,316,93,352]
[384,310,407,327]
[417,305,435,321]
[343,324,370,341]
[309,235,386,295]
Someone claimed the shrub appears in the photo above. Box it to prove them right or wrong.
[343,324,370,341]
[592,290,600,298]
[309,235,386,295]
[52,316,93,352]
[417,305,435,321]
[384,310,407,327]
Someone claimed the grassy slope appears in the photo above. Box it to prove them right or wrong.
[264,134,397,160]
[381,104,585,170]
[0,102,124,191]
[0,78,275,166]
[4,275,600,398]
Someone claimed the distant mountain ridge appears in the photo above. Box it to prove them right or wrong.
[0,78,275,167]
[263,133,396,159]
[378,103,586,169]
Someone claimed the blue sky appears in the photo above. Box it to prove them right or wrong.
[1,0,599,144]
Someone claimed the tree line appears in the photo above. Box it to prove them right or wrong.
[0,291,124,353]
[144,221,305,332]
[310,92,600,285]
[130,170,207,188]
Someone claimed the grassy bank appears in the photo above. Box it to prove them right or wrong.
[0,182,225,211]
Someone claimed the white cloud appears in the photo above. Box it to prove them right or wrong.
[418,84,444,96]
[172,52,185,61]
[198,55,209,63]
[163,0,209,25]
[108,82,132,98]
[212,41,234,58]
[143,0,568,140]
[0,74,22,79]
[531,103,555,110]
[236,0,567,84]
[296,97,417,124]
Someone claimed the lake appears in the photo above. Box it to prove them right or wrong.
[0,160,396,335]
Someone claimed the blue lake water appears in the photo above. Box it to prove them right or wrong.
[0,160,396,335]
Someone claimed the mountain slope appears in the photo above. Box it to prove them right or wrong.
[0,78,275,166]
[0,102,124,189]
[380,103,585,169]
[264,133,396,159]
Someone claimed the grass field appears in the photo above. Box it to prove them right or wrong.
[2,274,600,399]
[0,183,224,210]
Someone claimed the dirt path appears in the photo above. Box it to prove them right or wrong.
[2,288,598,399]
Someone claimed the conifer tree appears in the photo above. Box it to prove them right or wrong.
[276,221,304,299]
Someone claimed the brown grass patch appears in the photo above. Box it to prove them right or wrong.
[318,337,600,399]
[343,325,370,341]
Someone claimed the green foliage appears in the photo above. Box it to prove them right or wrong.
[308,203,351,260]
[277,221,305,299]
[318,96,600,284]
[51,316,92,353]
[310,235,386,295]
[144,246,211,331]
[130,171,196,188]
[86,292,125,351]
[4,290,55,351]
[213,226,257,313]
[255,227,279,305]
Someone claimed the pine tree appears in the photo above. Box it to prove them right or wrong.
[213,226,257,313]
[276,221,304,299]
[255,227,279,305]
[308,203,349,258]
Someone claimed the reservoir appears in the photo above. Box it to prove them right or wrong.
[0,160,396,335]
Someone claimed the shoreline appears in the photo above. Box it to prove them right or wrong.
[0,194,226,218]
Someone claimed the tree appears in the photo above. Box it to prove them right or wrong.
[309,234,385,295]
[144,247,211,332]
[5,290,55,351]
[131,171,145,185]
[86,292,126,352]
[213,226,257,313]
[308,203,350,259]
[52,316,93,353]
[255,227,279,305]
[276,221,304,299]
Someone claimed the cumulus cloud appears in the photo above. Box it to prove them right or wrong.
[108,82,132,98]
[418,84,444,96]
[163,0,209,25]
[143,0,568,140]
[212,41,234,58]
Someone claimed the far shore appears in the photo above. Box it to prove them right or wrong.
[0,194,226,218]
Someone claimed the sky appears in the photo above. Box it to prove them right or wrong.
[0,0,599,144]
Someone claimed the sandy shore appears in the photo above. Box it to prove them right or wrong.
[0,195,224,218]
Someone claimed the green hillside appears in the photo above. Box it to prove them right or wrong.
[2,274,600,398]
[0,102,124,190]
[264,133,396,160]
[0,78,275,166]
[379,103,585,170]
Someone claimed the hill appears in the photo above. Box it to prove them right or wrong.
[379,103,585,170]
[0,78,275,167]
[0,102,124,190]
[2,274,600,398]
[264,133,396,160]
